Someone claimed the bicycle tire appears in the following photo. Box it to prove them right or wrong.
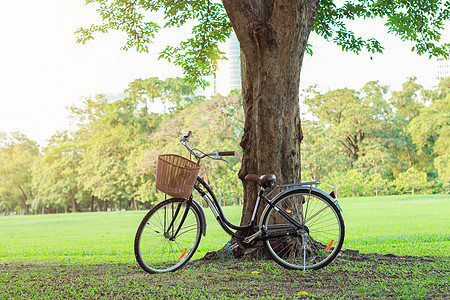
[262,189,344,270]
[134,198,203,274]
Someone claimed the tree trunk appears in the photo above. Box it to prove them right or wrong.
[17,185,29,215]
[23,204,29,215]
[70,190,78,213]
[71,197,77,213]
[222,0,317,226]
[96,197,101,212]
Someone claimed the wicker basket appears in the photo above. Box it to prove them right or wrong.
[155,154,200,198]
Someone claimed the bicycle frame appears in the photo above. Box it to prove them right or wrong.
[191,176,305,242]
[192,177,253,240]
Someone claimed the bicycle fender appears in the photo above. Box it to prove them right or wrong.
[190,198,207,237]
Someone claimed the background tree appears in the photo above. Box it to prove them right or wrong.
[368,173,388,197]
[302,77,449,196]
[126,77,164,115]
[126,77,199,112]
[408,77,449,183]
[387,78,425,174]
[32,132,84,213]
[300,120,337,181]
[303,82,391,170]
[393,167,429,195]
[77,0,450,227]
[0,133,40,215]
[72,96,150,211]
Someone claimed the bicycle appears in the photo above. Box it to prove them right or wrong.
[134,131,345,274]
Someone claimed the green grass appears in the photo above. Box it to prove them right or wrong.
[0,194,448,264]
[0,204,242,264]
[1,194,449,299]
[340,194,450,256]
[1,255,448,299]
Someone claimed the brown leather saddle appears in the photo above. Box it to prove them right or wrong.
[244,174,276,189]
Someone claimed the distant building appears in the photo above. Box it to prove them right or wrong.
[437,57,450,78]
[196,32,241,98]
[221,32,241,93]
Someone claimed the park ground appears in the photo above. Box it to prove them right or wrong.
[2,253,448,299]
[1,194,449,299]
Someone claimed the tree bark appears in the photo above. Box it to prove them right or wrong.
[17,185,29,215]
[71,197,77,213]
[96,197,101,212]
[222,0,317,226]
[70,190,78,213]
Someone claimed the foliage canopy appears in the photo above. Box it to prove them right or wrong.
[77,0,450,87]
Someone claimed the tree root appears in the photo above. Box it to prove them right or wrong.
[201,237,270,261]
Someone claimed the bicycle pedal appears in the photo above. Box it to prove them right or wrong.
[243,230,261,244]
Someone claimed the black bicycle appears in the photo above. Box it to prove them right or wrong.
[135,131,345,273]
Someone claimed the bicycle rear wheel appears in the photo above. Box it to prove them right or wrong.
[134,198,203,274]
[262,190,344,270]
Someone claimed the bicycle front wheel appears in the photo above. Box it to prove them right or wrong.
[262,190,344,270]
[134,198,203,274]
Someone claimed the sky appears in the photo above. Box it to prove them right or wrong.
[0,1,448,146]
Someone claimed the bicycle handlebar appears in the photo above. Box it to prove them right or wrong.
[180,131,235,161]
[180,131,192,143]
[218,151,235,156]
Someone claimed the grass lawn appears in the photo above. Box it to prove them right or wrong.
[339,194,450,256]
[0,194,449,299]
[2,255,448,299]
